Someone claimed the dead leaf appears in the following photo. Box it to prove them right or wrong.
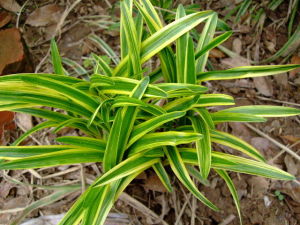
[143,172,167,193]
[209,48,225,58]
[221,56,250,68]
[16,113,33,131]
[247,177,269,198]
[274,72,288,88]
[0,11,12,28]
[3,196,30,209]
[250,137,274,158]
[253,77,273,96]
[0,0,21,13]
[264,40,276,53]
[284,155,298,176]
[25,4,64,27]
[280,182,300,203]
[290,55,300,77]
[0,28,24,75]
[229,123,252,142]
[0,111,15,144]
[232,38,242,55]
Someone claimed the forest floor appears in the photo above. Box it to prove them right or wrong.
[0,0,300,224]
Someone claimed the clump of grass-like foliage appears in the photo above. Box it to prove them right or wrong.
[0,0,299,224]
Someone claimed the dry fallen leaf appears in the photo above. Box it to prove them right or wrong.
[280,181,300,203]
[0,28,24,75]
[247,177,269,198]
[284,155,298,176]
[16,113,33,131]
[221,56,250,68]
[143,172,167,193]
[0,0,21,13]
[0,111,15,145]
[232,38,242,55]
[25,4,64,27]
[0,11,12,28]
[209,48,225,58]
[290,55,300,77]
[250,137,274,158]
[253,77,273,96]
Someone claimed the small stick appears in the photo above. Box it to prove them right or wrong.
[80,164,86,193]
[175,194,191,225]
[41,166,80,179]
[270,139,300,163]
[245,123,300,161]
[256,96,300,107]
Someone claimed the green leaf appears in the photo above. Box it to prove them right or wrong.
[81,185,110,225]
[180,149,295,180]
[56,136,106,151]
[128,111,186,147]
[235,0,252,23]
[58,188,91,225]
[92,53,113,76]
[114,10,214,76]
[195,94,235,107]
[211,130,265,162]
[261,24,300,63]
[215,169,242,224]
[219,105,300,117]
[103,77,150,172]
[156,83,208,97]
[176,5,196,84]
[62,58,87,76]
[189,115,211,179]
[192,108,215,130]
[197,65,300,82]
[90,75,167,98]
[195,31,232,60]
[19,76,99,112]
[211,112,267,123]
[50,39,64,75]
[12,121,58,146]
[164,96,200,112]
[0,149,103,169]
[89,34,120,65]
[0,145,75,159]
[165,146,219,211]
[94,153,159,186]
[120,0,142,78]
[135,0,176,82]
[153,160,173,192]
[129,131,202,156]
[195,12,217,73]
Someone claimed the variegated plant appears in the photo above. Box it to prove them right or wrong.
[0,1,299,224]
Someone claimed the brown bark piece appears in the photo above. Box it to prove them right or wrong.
[0,28,24,75]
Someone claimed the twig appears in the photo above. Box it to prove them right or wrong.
[119,192,169,225]
[175,194,191,225]
[16,0,29,28]
[80,164,86,193]
[256,96,300,107]
[245,123,300,161]
[41,166,80,179]
[270,139,300,162]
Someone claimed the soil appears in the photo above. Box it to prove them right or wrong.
[0,0,299,225]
